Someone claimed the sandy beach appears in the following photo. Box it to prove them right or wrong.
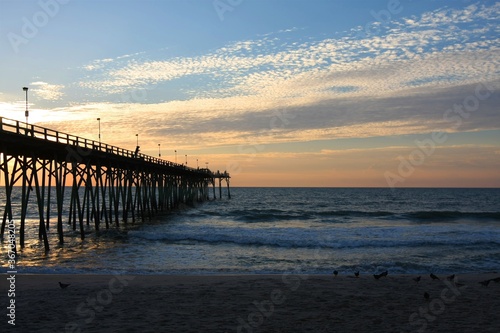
[1,272,499,332]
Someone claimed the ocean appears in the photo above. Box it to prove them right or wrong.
[1,187,499,275]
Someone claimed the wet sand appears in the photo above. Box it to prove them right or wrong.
[2,273,500,332]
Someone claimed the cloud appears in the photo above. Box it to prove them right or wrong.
[26,2,499,155]
[30,81,64,101]
[32,78,499,154]
[76,2,499,105]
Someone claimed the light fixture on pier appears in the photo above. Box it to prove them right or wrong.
[158,143,161,158]
[97,118,101,143]
[22,87,29,126]
[134,134,140,156]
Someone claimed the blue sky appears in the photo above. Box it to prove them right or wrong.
[0,0,499,186]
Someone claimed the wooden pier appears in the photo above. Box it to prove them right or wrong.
[0,117,230,252]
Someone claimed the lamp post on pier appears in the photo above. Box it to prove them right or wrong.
[97,118,101,143]
[175,150,177,163]
[158,144,161,158]
[185,154,188,165]
[22,87,29,128]
[134,134,140,157]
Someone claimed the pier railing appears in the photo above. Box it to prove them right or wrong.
[0,116,225,176]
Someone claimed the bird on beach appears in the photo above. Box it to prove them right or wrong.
[446,274,455,281]
[333,270,338,277]
[59,282,70,289]
[354,271,360,278]
[430,273,440,281]
[373,271,388,280]
[413,276,421,283]
[479,280,491,287]
[424,292,430,301]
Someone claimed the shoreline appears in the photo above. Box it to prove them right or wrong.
[2,273,499,332]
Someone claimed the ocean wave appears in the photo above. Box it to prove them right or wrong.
[230,209,315,222]
[128,229,500,250]
[208,208,500,223]
[225,208,395,223]
[403,211,500,221]
[317,210,395,218]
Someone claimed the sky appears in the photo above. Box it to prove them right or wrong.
[0,0,499,187]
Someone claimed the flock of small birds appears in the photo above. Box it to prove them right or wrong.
[479,276,500,287]
[331,271,500,301]
[332,270,389,279]
[373,271,388,280]
[58,282,70,289]
[58,273,500,294]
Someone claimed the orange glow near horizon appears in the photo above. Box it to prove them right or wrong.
[1,2,499,188]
